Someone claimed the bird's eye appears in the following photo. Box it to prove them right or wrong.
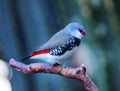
[78,28,83,33]
[78,28,86,35]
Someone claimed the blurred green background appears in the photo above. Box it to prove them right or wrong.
[0,0,120,91]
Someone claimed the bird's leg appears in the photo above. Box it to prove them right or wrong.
[53,62,62,66]
[52,62,67,68]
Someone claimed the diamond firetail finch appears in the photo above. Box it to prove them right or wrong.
[22,22,86,64]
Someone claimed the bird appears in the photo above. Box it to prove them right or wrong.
[22,22,86,65]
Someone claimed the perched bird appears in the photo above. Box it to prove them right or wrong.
[22,22,86,65]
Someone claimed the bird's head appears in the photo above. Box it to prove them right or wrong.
[64,22,86,39]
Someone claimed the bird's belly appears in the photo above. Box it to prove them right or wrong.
[56,47,78,60]
[48,46,78,63]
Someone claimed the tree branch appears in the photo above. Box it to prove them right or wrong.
[9,58,99,91]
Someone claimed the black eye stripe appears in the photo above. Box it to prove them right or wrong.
[80,30,82,32]
[78,28,83,33]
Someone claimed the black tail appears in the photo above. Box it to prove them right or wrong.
[21,55,31,61]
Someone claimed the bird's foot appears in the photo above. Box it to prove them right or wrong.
[53,63,62,67]
[52,63,67,68]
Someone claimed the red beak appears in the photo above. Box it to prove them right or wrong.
[81,31,86,36]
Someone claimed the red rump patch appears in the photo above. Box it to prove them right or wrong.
[30,49,50,56]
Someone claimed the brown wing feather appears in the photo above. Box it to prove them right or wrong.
[37,29,70,51]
